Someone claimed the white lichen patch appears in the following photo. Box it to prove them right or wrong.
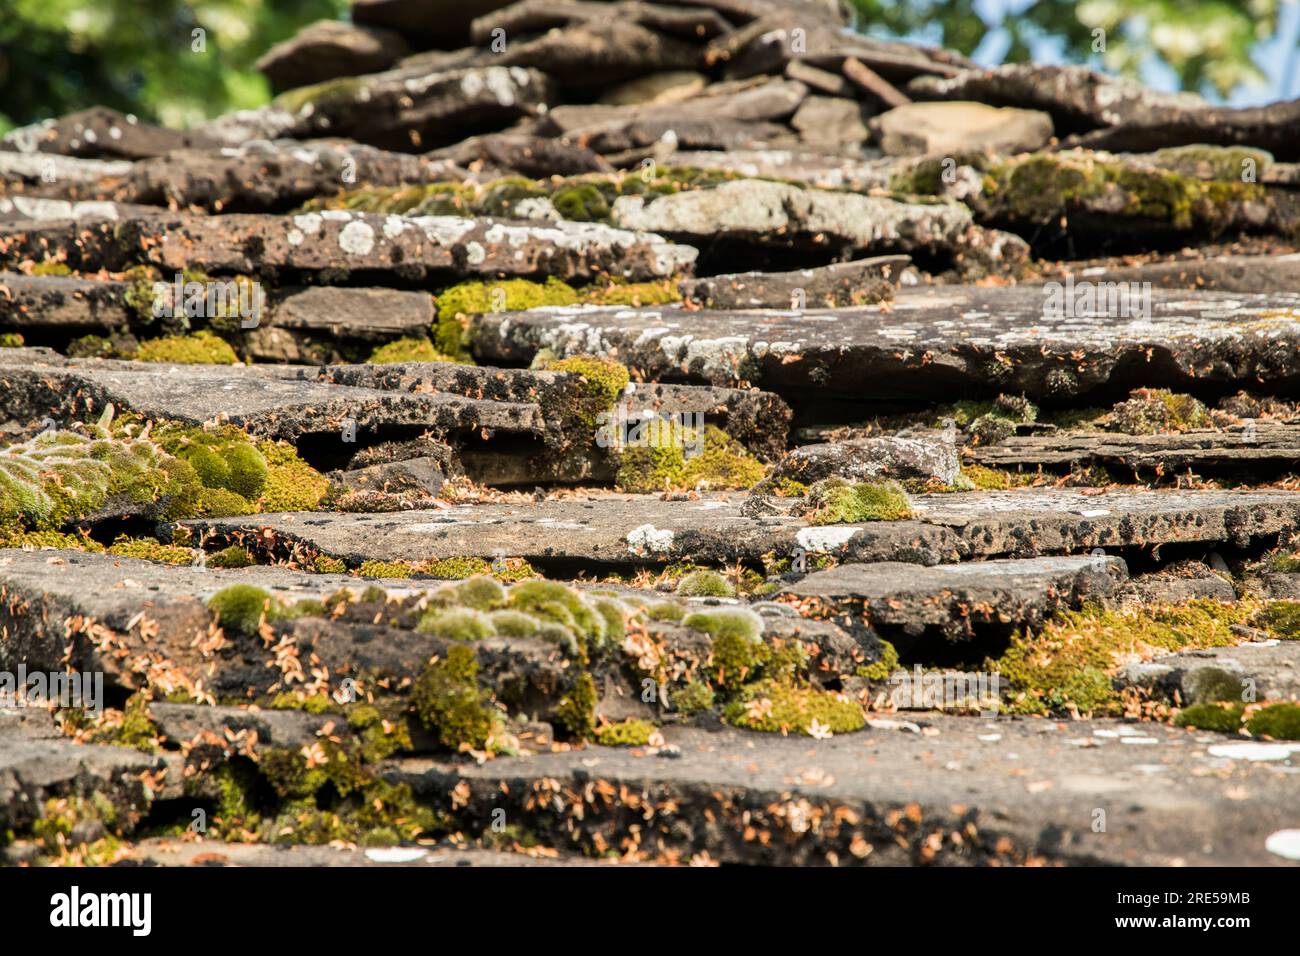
[627,524,675,555]
[338,219,376,256]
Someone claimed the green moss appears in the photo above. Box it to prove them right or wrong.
[1255,601,1300,639]
[313,555,347,574]
[257,440,328,512]
[416,606,495,641]
[592,597,626,642]
[552,183,611,221]
[647,601,686,622]
[615,424,763,493]
[366,337,457,364]
[1144,145,1273,182]
[135,331,238,365]
[1270,551,1300,573]
[581,279,681,307]
[411,645,497,751]
[982,150,1269,232]
[673,680,715,715]
[1107,389,1210,435]
[0,332,24,347]
[486,609,541,637]
[434,278,579,359]
[106,535,194,565]
[1175,702,1245,733]
[1245,702,1300,740]
[855,640,900,682]
[451,575,507,610]
[994,600,1251,716]
[208,544,254,568]
[961,464,1037,490]
[684,607,764,642]
[357,559,418,579]
[680,426,766,490]
[549,356,630,414]
[595,718,656,746]
[31,259,72,276]
[193,486,255,518]
[0,528,103,551]
[806,478,912,524]
[207,584,285,636]
[507,580,606,651]
[675,569,735,598]
[554,671,598,740]
[112,693,160,751]
[723,680,865,736]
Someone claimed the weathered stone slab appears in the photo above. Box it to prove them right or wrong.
[471,285,1300,400]
[909,64,1205,136]
[771,431,959,486]
[0,152,133,189]
[353,0,513,48]
[491,18,705,87]
[0,273,131,331]
[426,133,612,177]
[790,95,872,150]
[1116,640,1300,706]
[1065,98,1300,161]
[271,65,553,150]
[1,106,213,160]
[970,422,1300,474]
[115,838,609,867]
[782,555,1126,640]
[0,211,697,282]
[670,149,896,190]
[256,20,409,93]
[390,718,1300,865]
[870,101,1053,157]
[115,140,448,213]
[1032,254,1300,294]
[680,256,906,310]
[183,487,1300,569]
[0,196,152,222]
[0,357,544,441]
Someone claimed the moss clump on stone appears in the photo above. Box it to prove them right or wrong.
[961,464,1037,490]
[1254,601,1300,639]
[595,718,657,746]
[995,600,1251,715]
[554,671,598,740]
[486,609,541,637]
[411,645,498,751]
[616,424,765,493]
[154,423,268,501]
[416,606,495,641]
[207,584,285,635]
[1107,389,1210,435]
[365,337,457,364]
[723,680,865,736]
[684,607,764,643]
[981,150,1269,232]
[582,279,681,307]
[1269,551,1300,573]
[256,440,329,512]
[1174,702,1245,733]
[135,331,238,365]
[507,579,607,652]
[673,680,715,715]
[675,568,736,598]
[357,559,419,579]
[0,332,24,347]
[208,544,254,568]
[952,394,1038,446]
[549,355,630,415]
[434,278,579,359]
[647,601,686,622]
[806,477,912,524]
[1245,702,1300,740]
[450,575,507,610]
[855,640,901,682]
[313,555,347,574]
[106,536,194,565]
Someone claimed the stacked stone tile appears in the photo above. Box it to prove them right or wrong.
[2,0,1300,867]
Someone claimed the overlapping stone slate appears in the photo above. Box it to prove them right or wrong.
[388,718,1300,866]
[0,210,697,282]
[970,422,1300,475]
[182,487,1300,570]
[1031,253,1300,294]
[1116,640,1300,705]
[679,256,907,310]
[0,354,543,442]
[256,20,410,93]
[770,431,960,486]
[0,273,132,332]
[781,556,1126,641]
[471,285,1300,400]
[0,106,214,160]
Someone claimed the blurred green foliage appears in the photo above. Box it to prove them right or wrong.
[0,0,348,134]
[852,0,1285,98]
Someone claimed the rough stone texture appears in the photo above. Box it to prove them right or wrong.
[609,179,975,257]
[471,285,1300,400]
[114,140,448,213]
[0,273,131,332]
[1031,254,1300,295]
[1116,641,1300,706]
[870,101,1053,157]
[790,95,872,150]
[783,555,1126,640]
[671,148,897,190]
[679,256,907,309]
[0,356,544,442]
[389,719,1300,866]
[271,65,554,151]
[353,0,516,48]
[0,106,214,160]
[426,133,612,177]
[909,64,1205,136]
[970,423,1300,475]
[772,432,960,485]
[182,487,1300,569]
[1065,98,1300,161]
[0,210,697,282]
[256,20,410,93]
